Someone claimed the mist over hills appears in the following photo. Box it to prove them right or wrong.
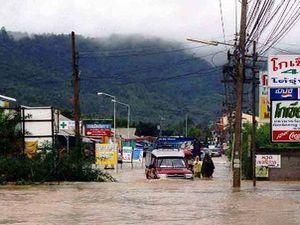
[0,28,223,126]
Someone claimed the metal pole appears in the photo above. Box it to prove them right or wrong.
[127,105,130,139]
[113,97,116,143]
[185,113,188,137]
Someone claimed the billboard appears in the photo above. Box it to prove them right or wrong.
[95,143,117,165]
[269,88,299,100]
[122,146,133,163]
[268,55,300,87]
[259,72,270,123]
[271,100,300,142]
[132,148,143,163]
[85,124,111,136]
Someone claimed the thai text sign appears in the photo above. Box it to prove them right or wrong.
[85,124,111,136]
[268,55,300,87]
[256,154,281,168]
[270,88,299,100]
[271,100,300,142]
[95,143,117,165]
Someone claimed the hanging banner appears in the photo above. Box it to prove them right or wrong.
[95,143,117,165]
[268,55,300,87]
[271,100,300,142]
[259,72,270,123]
[122,146,133,163]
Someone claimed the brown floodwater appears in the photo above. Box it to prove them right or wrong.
[0,156,299,225]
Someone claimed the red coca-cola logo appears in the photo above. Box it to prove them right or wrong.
[273,130,300,142]
[289,132,300,140]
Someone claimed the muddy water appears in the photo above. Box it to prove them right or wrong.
[0,156,299,225]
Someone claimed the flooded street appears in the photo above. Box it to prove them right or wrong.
[0,156,299,225]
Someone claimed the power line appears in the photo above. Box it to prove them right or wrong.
[218,0,227,45]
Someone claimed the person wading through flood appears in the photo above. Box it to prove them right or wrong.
[193,155,202,178]
[201,153,215,179]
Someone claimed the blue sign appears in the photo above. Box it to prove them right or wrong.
[270,88,298,100]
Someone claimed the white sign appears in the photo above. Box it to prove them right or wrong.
[271,100,300,142]
[256,155,281,168]
[122,146,133,163]
[59,120,75,130]
[268,55,300,87]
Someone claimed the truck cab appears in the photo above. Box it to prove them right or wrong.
[145,149,193,179]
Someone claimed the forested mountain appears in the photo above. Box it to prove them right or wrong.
[0,27,223,126]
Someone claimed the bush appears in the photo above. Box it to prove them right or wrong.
[0,151,116,184]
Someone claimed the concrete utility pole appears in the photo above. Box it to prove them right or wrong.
[232,0,248,188]
[71,31,81,152]
[251,41,257,187]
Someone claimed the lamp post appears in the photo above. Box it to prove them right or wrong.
[0,94,17,102]
[97,92,116,142]
[112,99,130,139]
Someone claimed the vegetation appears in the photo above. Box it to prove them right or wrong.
[0,27,223,126]
[0,109,115,184]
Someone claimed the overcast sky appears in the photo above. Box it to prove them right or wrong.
[1,0,299,49]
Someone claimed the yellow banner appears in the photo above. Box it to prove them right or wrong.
[25,141,38,158]
[95,143,117,165]
[259,95,270,123]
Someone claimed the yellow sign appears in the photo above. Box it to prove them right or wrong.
[0,100,9,108]
[256,166,269,178]
[25,141,38,158]
[259,94,270,123]
[95,143,117,165]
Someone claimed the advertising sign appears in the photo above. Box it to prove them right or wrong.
[122,146,133,162]
[271,100,300,142]
[268,55,300,87]
[132,148,143,163]
[95,143,117,165]
[259,72,270,123]
[59,120,75,130]
[256,166,269,178]
[256,154,281,168]
[85,124,111,136]
[269,88,298,100]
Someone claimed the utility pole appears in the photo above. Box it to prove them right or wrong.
[251,41,257,187]
[71,31,81,154]
[233,0,248,188]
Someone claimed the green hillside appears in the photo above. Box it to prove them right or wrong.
[0,28,223,126]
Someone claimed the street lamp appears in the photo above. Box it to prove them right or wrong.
[112,99,130,139]
[0,94,17,102]
[97,92,116,142]
[186,38,234,47]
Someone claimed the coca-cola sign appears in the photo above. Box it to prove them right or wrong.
[272,130,300,142]
[271,100,300,142]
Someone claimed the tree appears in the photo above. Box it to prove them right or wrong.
[0,109,23,156]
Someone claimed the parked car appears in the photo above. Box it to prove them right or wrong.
[145,149,193,179]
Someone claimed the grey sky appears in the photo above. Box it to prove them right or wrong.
[1,0,236,41]
[1,0,299,51]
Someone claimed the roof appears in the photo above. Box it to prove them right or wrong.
[152,149,184,158]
